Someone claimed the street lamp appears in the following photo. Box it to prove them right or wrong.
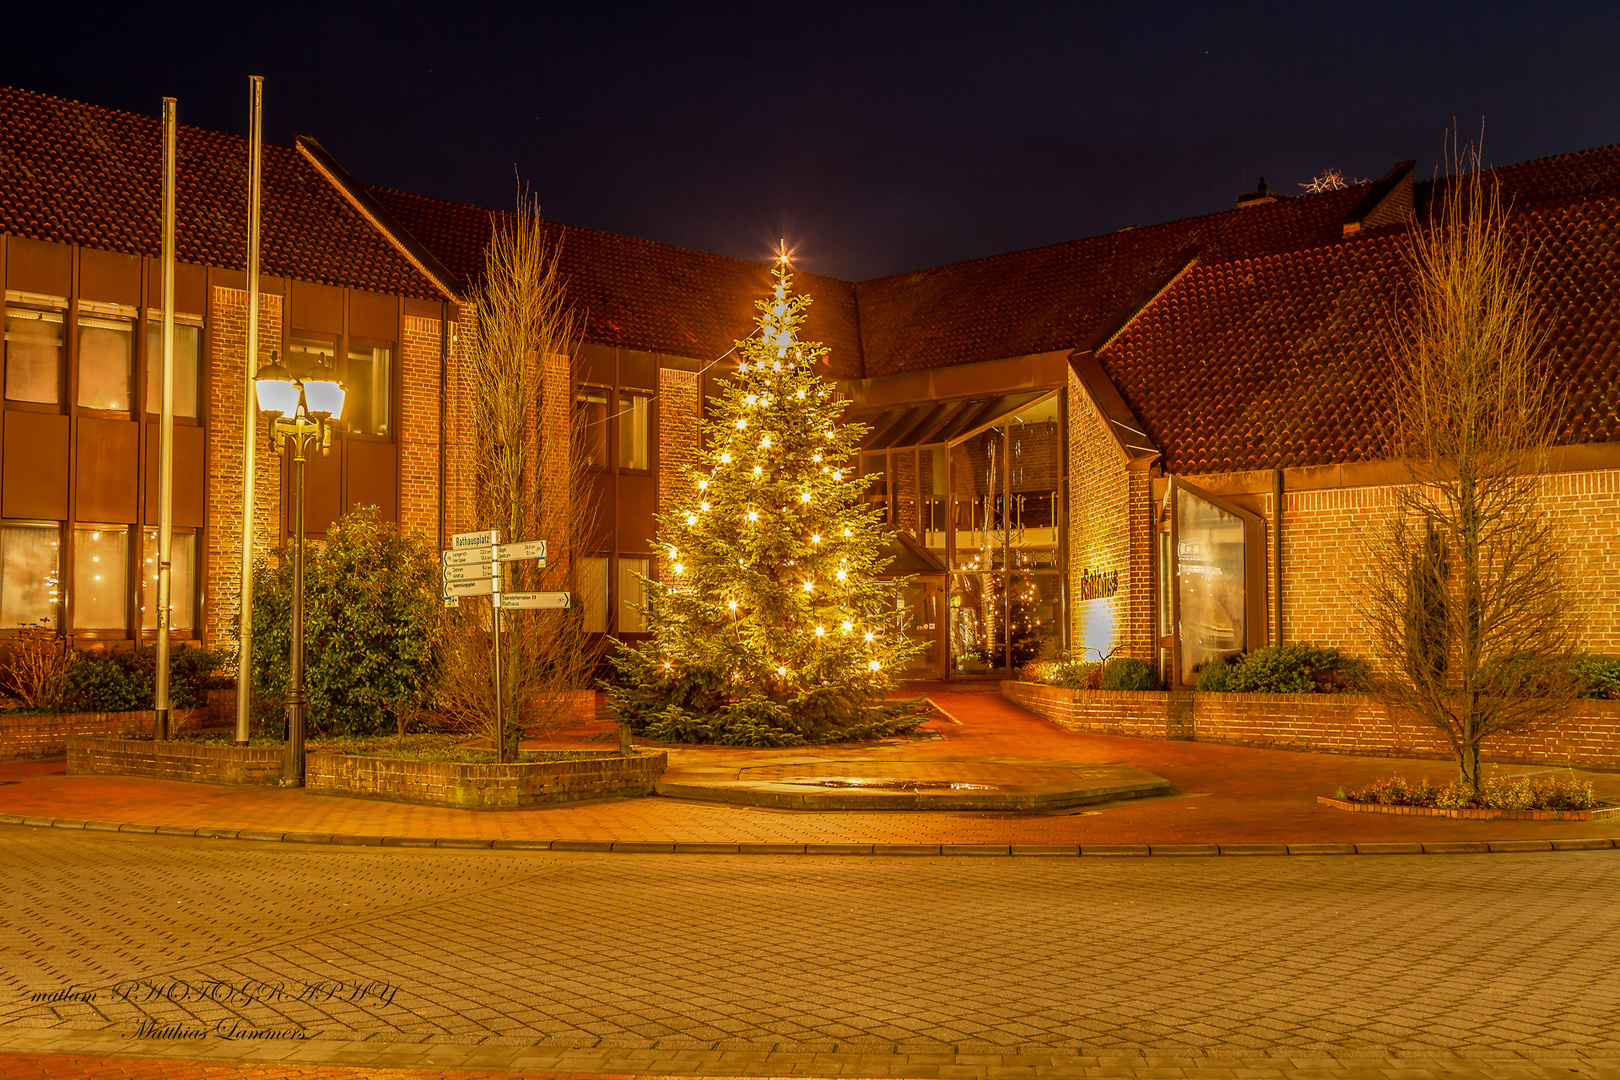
[255,353,344,786]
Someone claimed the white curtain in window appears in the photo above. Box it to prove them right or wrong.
[580,556,608,633]
[0,524,60,629]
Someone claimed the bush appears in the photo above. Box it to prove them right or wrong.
[1574,655,1620,700]
[1221,644,1369,694]
[59,643,228,713]
[249,507,444,738]
[1342,772,1598,811]
[1098,657,1162,691]
[1020,653,1100,689]
[1194,656,1235,692]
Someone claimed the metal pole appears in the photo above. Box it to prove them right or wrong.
[283,431,307,786]
[155,97,178,741]
[236,76,264,746]
[490,529,504,760]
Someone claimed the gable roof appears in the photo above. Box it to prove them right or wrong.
[0,85,440,299]
[1098,151,1620,474]
[367,185,864,371]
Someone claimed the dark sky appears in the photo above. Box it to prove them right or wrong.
[10,2,1620,281]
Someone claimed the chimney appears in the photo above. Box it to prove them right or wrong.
[1237,176,1286,208]
[1341,160,1416,236]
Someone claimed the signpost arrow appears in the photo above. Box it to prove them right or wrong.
[444,577,496,598]
[442,547,492,567]
[452,529,497,550]
[500,591,571,610]
[494,540,547,563]
[443,563,496,583]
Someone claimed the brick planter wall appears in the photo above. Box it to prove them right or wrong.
[304,750,668,809]
[67,737,283,785]
[3,712,157,760]
[1004,682,1620,770]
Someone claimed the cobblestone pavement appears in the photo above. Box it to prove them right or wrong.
[4,689,1619,848]
[2,830,1618,1072]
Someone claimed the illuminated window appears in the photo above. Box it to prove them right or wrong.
[346,342,392,436]
[140,530,195,632]
[286,334,336,381]
[618,557,649,633]
[0,523,61,629]
[580,556,608,633]
[4,306,64,404]
[617,392,651,470]
[73,526,128,631]
[77,315,134,411]
[576,389,608,468]
[144,322,200,418]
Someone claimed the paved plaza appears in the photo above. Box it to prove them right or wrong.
[1,828,1618,1078]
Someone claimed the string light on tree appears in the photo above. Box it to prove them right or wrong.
[607,242,925,744]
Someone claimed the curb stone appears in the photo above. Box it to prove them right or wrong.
[0,816,1612,857]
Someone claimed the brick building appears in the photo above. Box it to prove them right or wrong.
[1,86,1616,685]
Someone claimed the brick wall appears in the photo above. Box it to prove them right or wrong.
[304,749,667,808]
[1067,367,1152,658]
[2,712,155,760]
[1006,681,1620,769]
[67,737,284,785]
[204,288,285,651]
[655,367,700,581]
[399,314,445,544]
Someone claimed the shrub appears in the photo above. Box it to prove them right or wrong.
[56,643,227,713]
[249,507,445,738]
[1098,657,1162,691]
[1194,656,1236,692]
[0,629,72,710]
[1020,653,1101,689]
[1341,772,1598,811]
[1223,644,1369,694]
[1573,655,1620,700]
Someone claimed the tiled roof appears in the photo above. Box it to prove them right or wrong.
[367,186,864,371]
[853,186,1370,377]
[1099,167,1620,474]
[0,85,439,299]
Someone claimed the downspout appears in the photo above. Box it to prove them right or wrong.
[1272,467,1284,646]
[439,300,449,549]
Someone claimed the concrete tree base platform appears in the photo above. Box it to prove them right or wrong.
[656,756,1171,810]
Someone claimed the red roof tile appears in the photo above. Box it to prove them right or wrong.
[367,186,864,371]
[0,85,438,299]
[1099,174,1620,474]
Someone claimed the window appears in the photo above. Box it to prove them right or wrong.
[5,307,64,404]
[73,526,128,631]
[0,523,60,629]
[618,557,649,633]
[346,342,392,436]
[140,530,195,632]
[1171,481,1266,686]
[77,314,134,411]
[144,322,200,418]
[577,389,608,468]
[580,556,608,633]
[286,334,337,381]
[617,392,651,470]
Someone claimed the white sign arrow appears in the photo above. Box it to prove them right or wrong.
[442,547,492,567]
[452,529,498,549]
[500,591,571,610]
[494,540,547,563]
[443,563,497,583]
[444,577,496,598]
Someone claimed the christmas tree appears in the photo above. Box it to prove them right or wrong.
[608,247,925,745]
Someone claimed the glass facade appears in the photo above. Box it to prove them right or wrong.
[850,390,1064,677]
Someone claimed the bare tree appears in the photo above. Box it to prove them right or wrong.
[439,195,596,761]
[1362,139,1583,794]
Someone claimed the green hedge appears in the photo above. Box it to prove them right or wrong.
[1196,644,1369,694]
[60,644,228,713]
[1574,655,1620,699]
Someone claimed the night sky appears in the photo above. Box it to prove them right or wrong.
[10,2,1620,281]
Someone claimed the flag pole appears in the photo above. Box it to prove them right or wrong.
[154,97,178,741]
[235,76,264,745]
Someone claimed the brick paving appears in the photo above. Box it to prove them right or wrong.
[0,688,1616,848]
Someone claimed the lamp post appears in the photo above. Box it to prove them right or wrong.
[255,354,345,786]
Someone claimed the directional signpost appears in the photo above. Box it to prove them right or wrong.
[441,530,568,758]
